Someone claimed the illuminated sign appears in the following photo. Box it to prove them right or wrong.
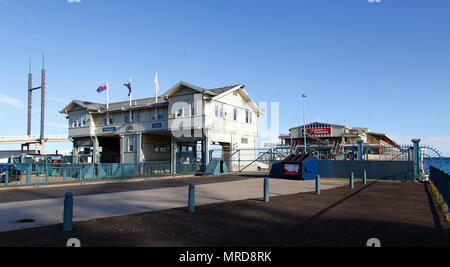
[307,128,331,135]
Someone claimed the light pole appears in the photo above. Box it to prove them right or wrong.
[302,94,307,153]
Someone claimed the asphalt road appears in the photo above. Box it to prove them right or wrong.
[0,174,253,204]
[0,180,448,247]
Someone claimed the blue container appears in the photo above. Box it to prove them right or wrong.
[282,153,319,180]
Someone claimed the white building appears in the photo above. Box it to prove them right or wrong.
[60,81,262,172]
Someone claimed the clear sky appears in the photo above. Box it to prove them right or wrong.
[0,0,449,155]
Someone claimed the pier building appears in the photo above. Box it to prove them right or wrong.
[280,122,398,147]
[60,81,261,172]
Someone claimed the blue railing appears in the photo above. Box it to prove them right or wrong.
[430,166,450,208]
[0,162,173,188]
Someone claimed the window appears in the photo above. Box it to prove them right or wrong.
[233,108,237,121]
[177,108,183,117]
[77,120,81,128]
[72,121,76,128]
[245,110,253,124]
[215,104,223,118]
[191,101,195,116]
[241,138,249,144]
[151,111,156,121]
[158,112,163,120]
[127,136,135,152]
[134,111,140,123]
[154,145,169,153]
[82,120,86,127]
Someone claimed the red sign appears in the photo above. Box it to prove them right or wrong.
[284,164,300,176]
[307,128,331,135]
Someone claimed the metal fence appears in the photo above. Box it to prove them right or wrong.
[0,162,176,188]
[430,166,449,208]
[211,144,442,173]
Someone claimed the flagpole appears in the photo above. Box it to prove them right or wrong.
[155,72,159,120]
[129,76,132,123]
[107,82,110,126]
[155,72,158,104]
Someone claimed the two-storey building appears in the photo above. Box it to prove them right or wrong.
[60,81,262,172]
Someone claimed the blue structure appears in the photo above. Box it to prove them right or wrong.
[272,152,319,180]
[204,160,229,175]
[300,155,319,180]
[63,192,73,232]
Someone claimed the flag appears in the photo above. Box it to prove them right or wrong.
[97,83,108,93]
[124,77,132,97]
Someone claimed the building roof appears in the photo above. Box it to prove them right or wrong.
[367,132,398,146]
[207,85,241,95]
[289,122,347,131]
[0,151,23,162]
[61,81,253,114]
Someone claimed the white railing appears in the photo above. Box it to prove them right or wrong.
[0,135,70,143]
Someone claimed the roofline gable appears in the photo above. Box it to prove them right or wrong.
[210,86,262,115]
[162,81,217,98]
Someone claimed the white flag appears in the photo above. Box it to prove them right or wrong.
[155,72,160,103]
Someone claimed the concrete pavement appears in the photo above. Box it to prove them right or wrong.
[0,178,348,232]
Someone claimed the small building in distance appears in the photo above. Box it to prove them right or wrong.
[281,122,398,147]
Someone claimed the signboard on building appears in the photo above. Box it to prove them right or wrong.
[103,127,116,133]
[307,128,331,135]
[152,123,162,129]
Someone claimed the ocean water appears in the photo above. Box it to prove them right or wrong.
[423,157,450,174]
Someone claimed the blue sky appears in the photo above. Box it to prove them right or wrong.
[0,0,449,155]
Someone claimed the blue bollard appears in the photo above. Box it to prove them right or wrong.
[316,174,321,195]
[188,184,195,213]
[26,165,31,185]
[363,170,367,185]
[350,172,354,189]
[5,168,9,187]
[45,166,49,184]
[63,192,73,232]
[264,178,269,202]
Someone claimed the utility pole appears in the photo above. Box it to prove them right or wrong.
[302,94,307,153]
[27,59,32,137]
[40,54,46,154]
[26,54,46,154]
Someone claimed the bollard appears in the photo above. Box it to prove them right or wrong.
[316,174,320,195]
[264,178,269,202]
[350,172,354,189]
[363,170,367,185]
[188,184,195,213]
[63,192,73,232]
[45,166,49,184]
[4,168,9,187]
[26,165,31,185]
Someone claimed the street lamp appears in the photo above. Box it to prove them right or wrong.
[302,94,307,153]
